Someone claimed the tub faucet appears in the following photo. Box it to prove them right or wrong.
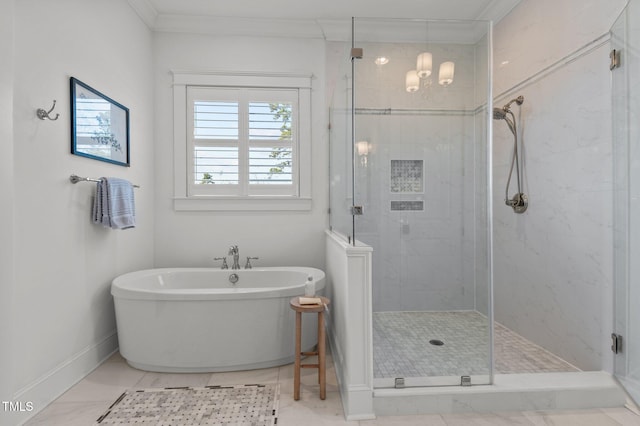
[229,245,240,270]
[245,257,259,269]
[214,257,228,269]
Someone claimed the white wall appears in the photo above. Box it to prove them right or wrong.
[492,0,627,371]
[7,1,155,423]
[153,33,328,269]
[0,0,16,423]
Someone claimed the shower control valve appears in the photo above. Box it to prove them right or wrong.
[506,193,528,214]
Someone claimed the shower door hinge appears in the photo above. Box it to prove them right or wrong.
[611,333,623,354]
[461,376,472,386]
[351,205,363,215]
[610,49,621,70]
[351,47,363,59]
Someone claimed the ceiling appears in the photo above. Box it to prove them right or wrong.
[127,0,522,39]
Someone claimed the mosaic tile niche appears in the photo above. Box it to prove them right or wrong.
[390,160,424,193]
[390,160,424,211]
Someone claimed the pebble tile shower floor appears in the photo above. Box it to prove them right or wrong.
[373,311,579,378]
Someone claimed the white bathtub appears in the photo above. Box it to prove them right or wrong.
[112,267,326,373]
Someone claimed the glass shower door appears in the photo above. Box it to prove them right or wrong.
[612,4,640,405]
[351,18,494,388]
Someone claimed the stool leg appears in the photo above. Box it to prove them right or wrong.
[294,311,302,401]
[318,311,326,400]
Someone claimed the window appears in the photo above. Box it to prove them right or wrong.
[173,72,312,210]
[188,88,297,196]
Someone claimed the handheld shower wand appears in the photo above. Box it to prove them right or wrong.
[501,95,524,112]
[493,96,527,214]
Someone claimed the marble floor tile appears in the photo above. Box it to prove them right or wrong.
[600,406,640,425]
[25,401,112,426]
[53,360,146,404]
[440,411,538,425]
[206,365,280,387]
[19,351,640,426]
[360,414,447,425]
[278,389,350,425]
[521,408,639,426]
[135,371,213,388]
[278,356,340,396]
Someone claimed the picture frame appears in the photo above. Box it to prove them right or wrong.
[70,77,130,167]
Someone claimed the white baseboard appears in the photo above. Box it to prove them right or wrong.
[13,332,119,425]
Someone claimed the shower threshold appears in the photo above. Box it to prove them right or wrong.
[373,371,626,415]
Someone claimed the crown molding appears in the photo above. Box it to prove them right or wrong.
[128,12,325,38]
[127,0,159,28]
[477,0,521,22]
[126,0,520,40]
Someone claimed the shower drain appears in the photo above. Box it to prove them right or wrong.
[429,339,444,346]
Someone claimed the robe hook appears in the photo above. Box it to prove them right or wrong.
[36,100,60,121]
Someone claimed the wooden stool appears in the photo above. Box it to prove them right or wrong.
[289,296,330,400]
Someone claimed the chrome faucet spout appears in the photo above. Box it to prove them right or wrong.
[228,245,240,270]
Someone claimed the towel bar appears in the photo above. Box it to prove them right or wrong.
[69,174,140,188]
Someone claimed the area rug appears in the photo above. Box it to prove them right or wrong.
[96,384,279,425]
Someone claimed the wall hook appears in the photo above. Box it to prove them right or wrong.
[36,100,60,121]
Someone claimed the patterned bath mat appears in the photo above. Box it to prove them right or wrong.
[96,384,279,425]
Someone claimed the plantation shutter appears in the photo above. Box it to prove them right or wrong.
[187,87,298,197]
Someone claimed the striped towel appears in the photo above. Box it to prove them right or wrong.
[92,177,136,229]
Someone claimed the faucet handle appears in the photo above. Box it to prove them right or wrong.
[214,257,228,269]
[245,257,259,269]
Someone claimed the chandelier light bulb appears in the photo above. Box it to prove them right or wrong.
[439,61,455,86]
[405,70,420,92]
[416,52,433,78]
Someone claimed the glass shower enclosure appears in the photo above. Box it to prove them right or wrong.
[329,18,494,388]
[612,3,640,406]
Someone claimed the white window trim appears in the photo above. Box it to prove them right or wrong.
[172,70,313,211]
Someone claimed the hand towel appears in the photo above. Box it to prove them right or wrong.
[299,297,322,305]
[92,177,136,229]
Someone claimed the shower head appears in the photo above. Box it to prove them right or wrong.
[493,106,516,136]
[502,96,524,111]
[493,95,524,122]
[502,95,524,111]
[493,107,507,120]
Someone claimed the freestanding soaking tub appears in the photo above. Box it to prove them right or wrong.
[111,267,326,372]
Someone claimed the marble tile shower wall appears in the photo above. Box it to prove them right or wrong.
[355,114,476,312]
[352,41,483,313]
[491,42,613,371]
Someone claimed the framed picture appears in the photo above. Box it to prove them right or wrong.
[70,77,130,167]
